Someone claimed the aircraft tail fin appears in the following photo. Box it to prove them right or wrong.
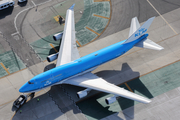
[123,17,155,44]
[123,17,163,50]
[128,17,140,37]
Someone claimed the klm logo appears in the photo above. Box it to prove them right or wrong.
[44,81,51,86]
[135,28,147,37]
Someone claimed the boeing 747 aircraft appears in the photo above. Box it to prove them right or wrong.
[19,4,163,104]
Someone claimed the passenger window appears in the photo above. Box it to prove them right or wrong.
[1,6,3,8]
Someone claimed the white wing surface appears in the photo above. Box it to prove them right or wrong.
[63,72,151,104]
[56,4,80,67]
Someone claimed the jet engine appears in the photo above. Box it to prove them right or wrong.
[47,52,59,62]
[105,95,118,105]
[53,32,63,41]
[77,88,91,99]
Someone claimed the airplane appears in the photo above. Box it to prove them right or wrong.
[19,4,164,105]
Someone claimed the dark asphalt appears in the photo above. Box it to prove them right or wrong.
[98,0,180,40]
[0,1,46,68]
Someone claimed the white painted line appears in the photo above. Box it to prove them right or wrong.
[14,5,19,8]
[13,0,52,37]
[31,1,36,7]
[11,32,19,36]
[14,7,33,35]
[147,0,178,35]
[36,0,52,6]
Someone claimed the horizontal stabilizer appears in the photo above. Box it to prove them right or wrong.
[135,38,164,50]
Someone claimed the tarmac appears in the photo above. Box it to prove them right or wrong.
[1,0,180,120]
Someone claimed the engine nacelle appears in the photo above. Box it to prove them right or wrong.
[77,88,91,99]
[53,32,63,41]
[47,52,59,62]
[105,95,118,105]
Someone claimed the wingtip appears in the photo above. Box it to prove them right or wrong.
[141,98,152,104]
[159,47,164,50]
[69,4,75,10]
[155,45,164,50]
[144,100,152,104]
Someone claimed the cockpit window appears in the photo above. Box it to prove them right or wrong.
[28,81,34,84]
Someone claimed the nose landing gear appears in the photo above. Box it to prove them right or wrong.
[29,92,35,99]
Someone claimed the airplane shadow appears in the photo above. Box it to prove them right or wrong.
[44,63,56,71]
[12,63,153,120]
[48,45,60,55]
[76,63,153,120]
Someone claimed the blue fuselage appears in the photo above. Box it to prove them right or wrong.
[19,34,148,93]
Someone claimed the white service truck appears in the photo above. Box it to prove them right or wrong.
[0,0,14,10]
[18,0,27,3]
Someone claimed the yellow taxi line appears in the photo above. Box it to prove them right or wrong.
[86,27,100,36]
[76,40,82,47]
[93,14,110,19]
[124,83,133,92]
[49,44,58,53]
[0,62,10,75]
[53,15,61,22]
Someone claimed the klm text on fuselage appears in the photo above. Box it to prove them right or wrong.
[135,28,147,37]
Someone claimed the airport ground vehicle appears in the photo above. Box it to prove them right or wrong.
[13,94,27,108]
[18,0,27,3]
[0,0,14,10]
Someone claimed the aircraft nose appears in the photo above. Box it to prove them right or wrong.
[19,82,28,93]
[19,85,25,93]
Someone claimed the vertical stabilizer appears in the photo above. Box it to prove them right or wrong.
[123,16,164,50]
[128,17,140,37]
[123,17,155,44]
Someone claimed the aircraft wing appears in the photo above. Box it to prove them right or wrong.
[56,4,80,67]
[63,72,151,104]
